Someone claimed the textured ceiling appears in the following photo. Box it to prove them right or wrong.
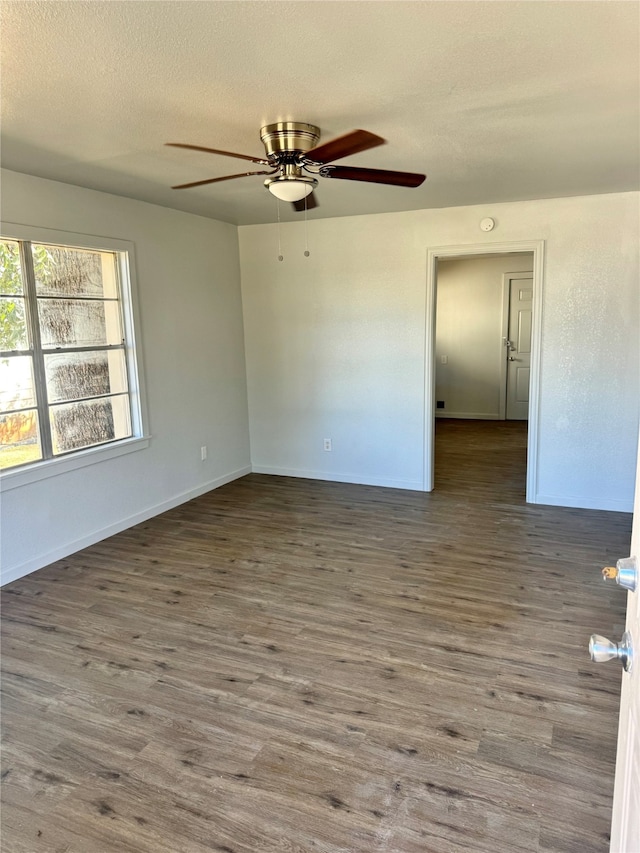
[1,1,638,225]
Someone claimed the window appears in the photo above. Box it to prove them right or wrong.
[0,230,145,476]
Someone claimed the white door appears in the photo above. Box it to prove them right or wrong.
[506,278,533,420]
[609,430,640,852]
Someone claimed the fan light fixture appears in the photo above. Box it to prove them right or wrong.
[265,175,318,203]
[167,123,427,209]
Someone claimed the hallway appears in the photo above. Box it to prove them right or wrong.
[435,417,528,498]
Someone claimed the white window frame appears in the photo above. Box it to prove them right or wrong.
[0,223,149,492]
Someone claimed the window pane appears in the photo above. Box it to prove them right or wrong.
[0,296,29,351]
[0,355,37,410]
[32,245,118,298]
[50,395,131,454]
[0,240,24,296]
[0,409,42,469]
[45,349,128,403]
[38,299,122,348]
[0,236,139,470]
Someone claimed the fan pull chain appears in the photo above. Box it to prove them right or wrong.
[304,195,310,257]
[276,199,283,261]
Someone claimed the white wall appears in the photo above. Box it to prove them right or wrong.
[239,192,639,511]
[1,170,251,584]
[2,182,637,586]
[435,255,533,419]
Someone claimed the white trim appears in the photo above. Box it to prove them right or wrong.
[251,464,423,492]
[424,240,545,502]
[499,275,510,420]
[424,251,437,492]
[435,412,501,420]
[535,493,633,513]
[0,222,150,482]
[0,465,251,586]
[0,222,136,253]
[0,435,150,491]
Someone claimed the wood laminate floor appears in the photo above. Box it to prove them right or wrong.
[1,420,632,853]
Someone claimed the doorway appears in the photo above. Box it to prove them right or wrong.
[423,240,545,501]
[434,255,533,422]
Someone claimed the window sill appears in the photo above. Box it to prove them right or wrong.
[0,436,150,492]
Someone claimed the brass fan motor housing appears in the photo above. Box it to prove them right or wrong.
[260,122,321,159]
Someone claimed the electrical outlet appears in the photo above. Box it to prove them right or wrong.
[436,401,445,409]
[200,445,207,461]
[323,438,332,451]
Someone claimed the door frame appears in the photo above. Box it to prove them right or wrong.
[500,271,535,420]
[423,240,545,502]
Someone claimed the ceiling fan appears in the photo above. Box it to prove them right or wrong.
[166,121,426,211]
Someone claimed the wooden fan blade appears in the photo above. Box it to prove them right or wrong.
[166,143,270,165]
[172,170,275,190]
[303,130,385,165]
[319,165,426,187]
[292,193,319,212]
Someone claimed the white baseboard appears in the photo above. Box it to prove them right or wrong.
[534,493,633,513]
[7,464,626,586]
[1,465,251,586]
[435,412,501,420]
[251,464,423,492]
